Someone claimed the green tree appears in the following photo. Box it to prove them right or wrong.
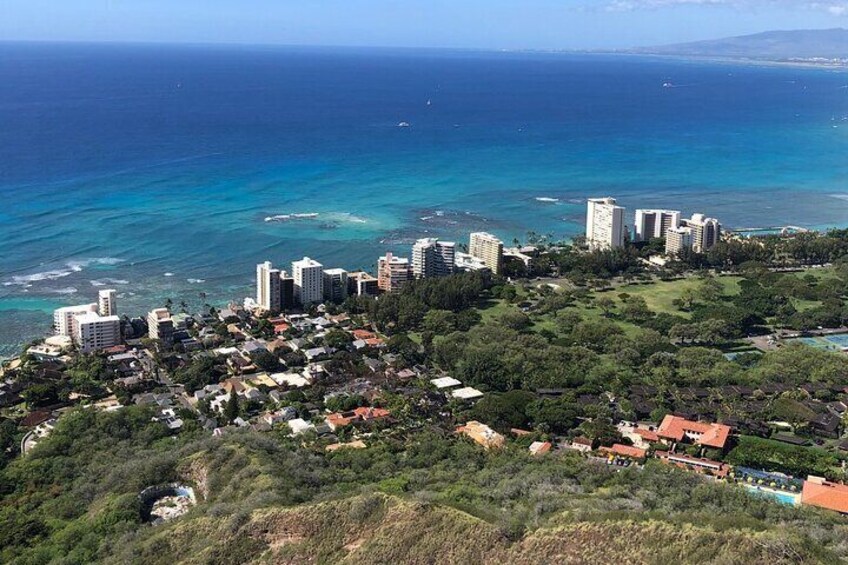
[224,393,240,424]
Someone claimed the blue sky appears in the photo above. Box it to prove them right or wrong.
[1,1,846,49]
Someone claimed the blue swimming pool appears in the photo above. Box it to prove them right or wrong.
[745,486,799,506]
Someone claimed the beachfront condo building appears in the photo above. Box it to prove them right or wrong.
[412,238,456,278]
[665,226,694,255]
[378,253,413,293]
[53,303,98,336]
[469,232,503,274]
[73,311,121,354]
[256,261,282,313]
[454,252,490,272]
[348,271,380,297]
[280,271,295,310]
[292,257,324,305]
[635,209,681,242]
[148,308,175,346]
[323,268,349,303]
[686,213,722,253]
[586,197,626,250]
[98,289,118,317]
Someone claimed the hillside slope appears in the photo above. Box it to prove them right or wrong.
[112,494,831,565]
[633,28,848,59]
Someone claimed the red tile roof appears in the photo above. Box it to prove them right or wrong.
[634,428,660,442]
[352,329,377,340]
[529,441,552,455]
[326,406,391,429]
[657,415,731,449]
[802,479,848,514]
[601,444,647,459]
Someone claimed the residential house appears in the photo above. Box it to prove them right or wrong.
[655,451,730,478]
[600,444,647,461]
[325,406,391,430]
[801,476,848,514]
[656,415,731,450]
[456,421,505,449]
[529,441,552,456]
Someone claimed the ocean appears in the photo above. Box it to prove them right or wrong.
[1,42,847,356]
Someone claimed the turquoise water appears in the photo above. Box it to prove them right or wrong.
[1,44,847,356]
[745,486,799,506]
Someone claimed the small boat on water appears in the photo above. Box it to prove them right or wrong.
[397,121,411,128]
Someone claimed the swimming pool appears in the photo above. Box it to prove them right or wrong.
[744,485,799,506]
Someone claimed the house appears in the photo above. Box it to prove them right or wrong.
[351,329,377,341]
[801,476,848,514]
[430,376,462,389]
[269,372,310,388]
[242,341,267,355]
[456,421,505,449]
[325,406,391,430]
[262,407,299,425]
[529,441,552,456]
[656,415,731,449]
[600,444,647,461]
[568,437,594,453]
[304,346,335,362]
[810,413,841,438]
[286,338,309,351]
[395,368,416,380]
[363,358,384,373]
[287,418,315,436]
[451,387,484,401]
[20,410,52,428]
[655,451,730,478]
[617,423,660,450]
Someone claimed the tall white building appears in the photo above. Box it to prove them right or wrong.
[148,308,174,346]
[686,213,722,253]
[98,289,117,317]
[634,209,681,242]
[73,312,121,354]
[53,303,98,337]
[378,253,413,293]
[586,197,626,250]
[469,232,503,275]
[323,268,349,303]
[412,238,456,278]
[256,261,282,312]
[665,226,694,255]
[292,257,324,305]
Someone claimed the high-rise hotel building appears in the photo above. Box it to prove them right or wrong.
[469,232,503,275]
[292,257,324,306]
[256,261,282,313]
[586,197,626,250]
[412,238,456,279]
[665,214,722,255]
[634,209,681,242]
[378,253,413,293]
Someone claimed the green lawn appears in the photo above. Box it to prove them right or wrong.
[600,276,743,317]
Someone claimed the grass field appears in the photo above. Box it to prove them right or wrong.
[603,275,743,317]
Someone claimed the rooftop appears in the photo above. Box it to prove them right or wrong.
[802,477,848,514]
[657,415,731,449]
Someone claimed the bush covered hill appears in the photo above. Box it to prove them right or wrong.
[2,407,847,564]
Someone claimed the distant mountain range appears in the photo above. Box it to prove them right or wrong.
[629,28,848,61]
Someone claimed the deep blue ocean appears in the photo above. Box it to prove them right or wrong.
[1,42,847,356]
